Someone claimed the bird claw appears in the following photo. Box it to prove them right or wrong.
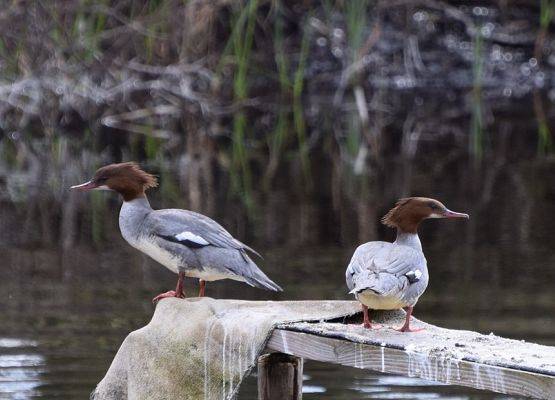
[152,290,184,303]
[394,326,425,333]
[362,322,382,329]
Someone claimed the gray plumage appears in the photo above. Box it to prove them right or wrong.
[345,232,428,309]
[119,197,282,292]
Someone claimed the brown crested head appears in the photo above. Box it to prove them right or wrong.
[71,162,158,201]
[381,197,469,234]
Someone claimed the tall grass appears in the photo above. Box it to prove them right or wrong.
[537,118,552,154]
[0,0,551,206]
[90,191,107,244]
[293,19,312,185]
[228,0,259,207]
[344,0,372,166]
[536,0,555,62]
[540,0,554,28]
[470,28,484,161]
[535,0,555,154]
[265,12,290,188]
[345,0,369,62]
[534,91,553,155]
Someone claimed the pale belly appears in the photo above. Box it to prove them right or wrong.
[185,268,245,282]
[357,290,407,310]
[130,238,244,282]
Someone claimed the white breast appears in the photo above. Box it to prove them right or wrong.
[131,238,181,274]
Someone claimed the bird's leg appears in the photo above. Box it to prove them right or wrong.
[175,272,185,298]
[395,306,424,332]
[198,279,206,297]
[361,304,382,329]
[152,272,186,303]
[362,304,371,328]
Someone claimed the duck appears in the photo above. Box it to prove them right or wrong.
[71,162,282,302]
[345,197,468,332]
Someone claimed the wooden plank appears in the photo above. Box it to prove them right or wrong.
[279,320,555,377]
[257,353,303,400]
[266,329,555,399]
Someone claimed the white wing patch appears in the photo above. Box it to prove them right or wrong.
[175,231,209,246]
[405,269,423,284]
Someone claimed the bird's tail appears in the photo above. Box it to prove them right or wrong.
[246,273,283,292]
[241,253,283,292]
[349,271,389,296]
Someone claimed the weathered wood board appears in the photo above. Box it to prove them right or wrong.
[264,318,555,399]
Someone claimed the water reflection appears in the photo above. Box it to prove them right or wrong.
[1,95,553,398]
[239,361,523,399]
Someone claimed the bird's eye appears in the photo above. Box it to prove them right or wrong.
[96,177,108,183]
[428,202,439,210]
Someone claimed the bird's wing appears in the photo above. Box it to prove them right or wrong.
[146,209,281,291]
[346,242,426,295]
[377,244,426,277]
[346,242,387,292]
[147,209,260,259]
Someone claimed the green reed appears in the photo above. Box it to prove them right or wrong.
[90,191,107,244]
[274,10,290,91]
[344,0,370,164]
[145,129,162,160]
[158,163,183,207]
[346,118,361,158]
[534,0,555,62]
[537,118,552,155]
[534,91,553,155]
[471,28,484,161]
[345,0,369,61]
[540,0,554,30]
[265,12,291,188]
[144,0,166,62]
[293,19,312,185]
[228,0,259,208]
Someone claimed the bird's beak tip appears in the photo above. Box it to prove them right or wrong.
[444,210,469,219]
[70,180,96,191]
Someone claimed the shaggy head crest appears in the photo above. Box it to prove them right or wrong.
[381,197,467,233]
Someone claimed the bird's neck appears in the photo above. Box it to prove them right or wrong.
[119,196,153,242]
[394,229,422,251]
[120,196,153,223]
[123,195,152,210]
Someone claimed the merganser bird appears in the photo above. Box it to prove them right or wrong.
[346,197,468,332]
[71,162,282,302]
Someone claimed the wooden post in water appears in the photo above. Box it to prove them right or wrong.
[257,353,303,400]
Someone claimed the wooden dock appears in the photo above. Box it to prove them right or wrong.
[259,313,555,399]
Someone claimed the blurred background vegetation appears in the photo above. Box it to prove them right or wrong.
[1,0,555,237]
[1,0,554,195]
[1,1,555,398]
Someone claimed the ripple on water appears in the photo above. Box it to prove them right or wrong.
[0,346,44,400]
[367,394,441,399]
[0,339,38,348]
[302,385,326,393]
[375,375,444,386]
